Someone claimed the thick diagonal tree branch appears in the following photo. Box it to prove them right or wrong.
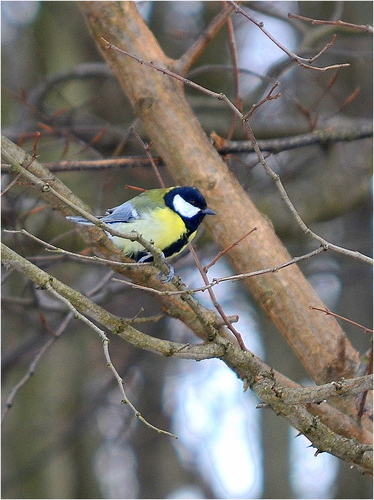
[2,242,372,473]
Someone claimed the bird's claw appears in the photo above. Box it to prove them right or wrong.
[158,262,175,283]
[138,252,174,283]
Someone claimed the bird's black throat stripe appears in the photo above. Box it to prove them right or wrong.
[134,230,192,262]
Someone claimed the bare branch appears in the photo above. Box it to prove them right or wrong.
[224,1,242,139]
[204,227,257,272]
[311,306,373,334]
[115,247,329,296]
[3,229,144,268]
[46,284,177,438]
[42,156,160,172]
[256,375,373,406]
[176,2,235,75]
[2,125,369,174]
[1,242,225,360]
[189,244,248,351]
[288,12,374,34]
[239,122,373,266]
[214,124,373,154]
[229,1,350,71]
[243,81,281,119]
[2,328,61,423]
[129,126,165,187]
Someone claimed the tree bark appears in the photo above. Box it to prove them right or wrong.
[80,1,364,387]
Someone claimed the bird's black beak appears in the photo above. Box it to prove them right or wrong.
[202,207,216,215]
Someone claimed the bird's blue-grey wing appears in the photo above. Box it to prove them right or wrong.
[101,200,140,223]
[67,200,140,225]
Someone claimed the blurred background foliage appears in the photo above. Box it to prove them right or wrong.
[1,1,372,499]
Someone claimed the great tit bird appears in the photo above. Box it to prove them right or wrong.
[67,186,215,280]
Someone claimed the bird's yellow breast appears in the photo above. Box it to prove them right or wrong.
[110,207,188,256]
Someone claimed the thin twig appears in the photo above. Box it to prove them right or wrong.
[308,33,338,63]
[1,334,61,424]
[243,81,281,119]
[204,227,257,271]
[288,12,374,34]
[101,36,242,119]
[45,285,178,438]
[3,229,145,268]
[230,1,350,71]
[239,120,374,266]
[210,246,328,284]
[3,125,369,174]
[310,306,373,334]
[189,244,248,351]
[130,126,165,188]
[115,246,329,296]
[177,3,235,75]
[1,268,118,423]
[1,156,160,173]
[1,173,22,196]
[213,123,373,153]
[224,1,242,139]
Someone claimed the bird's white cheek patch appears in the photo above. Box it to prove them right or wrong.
[173,194,200,218]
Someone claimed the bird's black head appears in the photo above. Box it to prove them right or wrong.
[164,186,215,233]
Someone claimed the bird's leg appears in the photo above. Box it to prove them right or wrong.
[138,252,175,283]
[158,261,175,283]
